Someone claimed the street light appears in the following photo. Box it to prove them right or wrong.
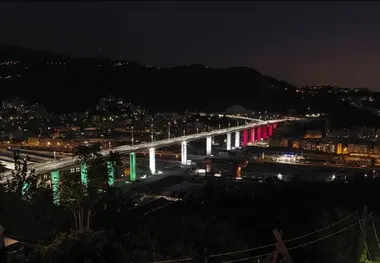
[131,126,134,146]
[196,128,199,134]
[168,122,171,139]
[151,124,154,143]
[183,129,186,136]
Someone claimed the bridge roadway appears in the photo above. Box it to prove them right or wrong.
[1,119,286,179]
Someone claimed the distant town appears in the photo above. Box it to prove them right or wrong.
[1,95,380,180]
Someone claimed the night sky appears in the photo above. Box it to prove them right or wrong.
[1,2,380,90]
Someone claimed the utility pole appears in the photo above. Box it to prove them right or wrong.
[131,126,134,147]
[168,122,171,139]
[151,124,154,143]
[267,229,293,263]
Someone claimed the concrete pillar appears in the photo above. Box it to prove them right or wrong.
[181,141,187,165]
[22,182,29,197]
[107,161,115,186]
[80,163,88,186]
[250,128,255,143]
[262,125,267,139]
[51,170,60,205]
[206,136,212,155]
[268,124,273,137]
[235,131,240,148]
[257,126,262,141]
[227,132,232,150]
[149,147,156,175]
[130,153,136,182]
[243,130,248,147]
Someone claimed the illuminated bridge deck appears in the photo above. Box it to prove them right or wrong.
[1,119,291,180]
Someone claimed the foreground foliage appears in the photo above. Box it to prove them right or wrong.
[4,154,380,262]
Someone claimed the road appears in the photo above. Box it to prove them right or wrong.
[1,119,288,180]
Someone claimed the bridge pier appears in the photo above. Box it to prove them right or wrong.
[149,147,156,175]
[235,131,240,148]
[256,126,262,141]
[268,124,273,137]
[262,125,267,139]
[80,163,88,186]
[107,161,115,186]
[226,132,232,150]
[250,128,255,143]
[181,141,187,165]
[206,136,212,155]
[130,153,136,182]
[242,130,248,147]
[51,170,60,205]
[22,182,29,197]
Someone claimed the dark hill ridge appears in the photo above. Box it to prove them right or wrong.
[0,44,300,112]
[0,44,69,61]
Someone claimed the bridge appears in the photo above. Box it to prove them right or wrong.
[1,118,291,190]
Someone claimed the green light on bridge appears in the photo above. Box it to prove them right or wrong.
[130,153,136,182]
[107,161,114,187]
[51,170,60,205]
[22,182,29,197]
[81,163,88,186]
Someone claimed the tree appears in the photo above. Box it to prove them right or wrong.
[60,143,116,231]
[4,150,38,200]
[106,151,122,187]
[73,142,102,165]
[39,229,125,263]
[0,162,6,174]
[59,171,88,231]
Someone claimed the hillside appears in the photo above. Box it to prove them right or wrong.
[0,44,300,113]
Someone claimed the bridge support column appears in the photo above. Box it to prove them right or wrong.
[206,137,212,155]
[257,126,262,141]
[235,131,240,148]
[130,153,136,182]
[268,124,273,137]
[51,170,60,205]
[107,161,115,187]
[243,130,248,147]
[22,182,29,197]
[250,128,255,143]
[149,147,156,175]
[226,132,232,150]
[80,163,88,187]
[181,141,187,165]
[262,125,267,139]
